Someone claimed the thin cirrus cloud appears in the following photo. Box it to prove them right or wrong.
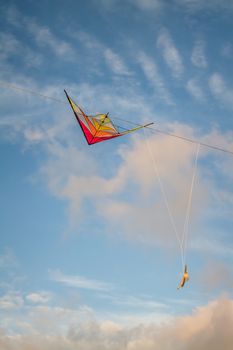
[5,6,76,61]
[0,291,24,310]
[209,73,233,109]
[186,78,206,101]
[0,32,43,68]
[137,51,173,104]
[77,31,132,76]
[26,291,52,304]
[157,28,184,79]
[191,40,207,68]
[175,0,233,12]
[49,269,114,292]
[129,0,162,10]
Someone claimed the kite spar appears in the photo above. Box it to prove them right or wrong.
[64,90,153,145]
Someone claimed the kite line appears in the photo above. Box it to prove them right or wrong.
[143,127,201,271]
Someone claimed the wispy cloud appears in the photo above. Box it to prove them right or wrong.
[221,42,233,58]
[137,51,173,104]
[0,248,18,269]
[5,6,75,61]
[104,48,132,76]
[0,32,43,68]
[157,28,184,79]
[49,269,114,292]
[0,291,24,310]
[26,291,52,304]
[101,293,168,310]
[209,73,233,109]
[129,0,162,11]
[186,78,206,101]
[26,22,76,60]
[97,0,162,11]
[77,31,132,76]
[191,40,207,68]
[175,0,233,12]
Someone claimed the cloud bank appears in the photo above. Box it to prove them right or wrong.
[1,297,233,349]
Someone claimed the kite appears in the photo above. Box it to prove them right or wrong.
[64,90,153,145]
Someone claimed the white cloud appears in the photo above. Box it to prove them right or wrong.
[26,21,75,59]
[209,73,233,109]
[4,6,75,61]
[0,32,43,68]
[1,297,233,349]
[104,48,132,76]
[41,123,213,250]
[157,29,184,79]
[137,51,173,104]
[186,78,205,101]
[129,0,162,11]
[96,0,162,11]
[77,31,131,77]
[26,292,52,304]
[0,292,24,310]
[49,269,114,292]
[0,248,18,269]
[191,40,207,68]
[175,0,233,12]
[103,294,168,310]
[221,42,232,58]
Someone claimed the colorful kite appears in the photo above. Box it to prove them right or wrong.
[64,90,153,145]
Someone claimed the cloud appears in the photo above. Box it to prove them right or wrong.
[221,42,233,58]
[0,32,43,68]
[175,0,233,12]
[96,0,162,11]
[102,293,168,310]
[49,269,114,292]
[209,73,233,109]
[26,22,75,60]
[104,48,132,76]
[1,297,233,349]
[0,248,18,269]
[186,78,205,101]
[137,51,173,104]
[198,261,233,292]
[41,123,213,250]
[191,40,207,68]
[0,291,24,310]
[26,292,52,304]
[4,6,75,61]
[129,0,162,11]
[157,29,184,79]
[77,31,131,77]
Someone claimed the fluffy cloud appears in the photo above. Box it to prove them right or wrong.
[1,297,233,349]
[41,123,214,250]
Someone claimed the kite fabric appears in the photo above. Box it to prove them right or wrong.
[64,90,153,145]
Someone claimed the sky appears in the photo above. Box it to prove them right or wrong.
[0,0,233,348]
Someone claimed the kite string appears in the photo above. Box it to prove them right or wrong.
[181,143,200,267]
[143,128,184,270]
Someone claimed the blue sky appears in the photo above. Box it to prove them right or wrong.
[0,0,233,348]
